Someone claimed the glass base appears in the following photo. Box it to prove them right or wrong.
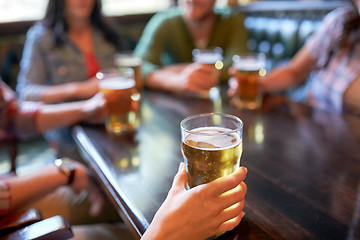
[105,112,139,136]
[231,96,262,110]
[197,86,220,100]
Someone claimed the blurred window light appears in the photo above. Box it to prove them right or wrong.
[102,0,171,16]
[0,0,172,23]
[0,0,48,23]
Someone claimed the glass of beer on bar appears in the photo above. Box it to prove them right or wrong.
[180,113,243,188]
[192,47,223,99]
[114,53,143,92]
[231,53,267,109]
[97,68,140,135]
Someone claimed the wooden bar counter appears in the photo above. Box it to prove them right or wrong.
[72,89,360,240]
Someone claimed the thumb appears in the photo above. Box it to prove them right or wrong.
[171,162,188,192]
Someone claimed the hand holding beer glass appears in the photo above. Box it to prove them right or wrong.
[181,113,243,188]
[230,53,267,109]
[97,68,140,135]
[191,47,224,99]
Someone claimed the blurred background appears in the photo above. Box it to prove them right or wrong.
[0,0,343,174]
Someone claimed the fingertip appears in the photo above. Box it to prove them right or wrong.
[241,166,248,175]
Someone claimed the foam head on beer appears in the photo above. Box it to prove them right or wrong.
[192,47,224,70]
[232,54,266,75]
[99,76,135,90]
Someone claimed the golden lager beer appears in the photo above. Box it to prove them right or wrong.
[99,77,140,135]
[182,127,243,188]
[115,53,143,91]
[180,113,243,188]
[232,53,266,109]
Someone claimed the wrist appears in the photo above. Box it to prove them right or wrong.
[54,158,76,186]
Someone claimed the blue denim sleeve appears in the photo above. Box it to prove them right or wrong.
[16,25,48,101]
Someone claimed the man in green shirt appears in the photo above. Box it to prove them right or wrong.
[135,0,248,95]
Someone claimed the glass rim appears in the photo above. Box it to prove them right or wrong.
[180,113,243,136]
[96,67,134,80]
[114,53,142,65]
[232,52,266,62]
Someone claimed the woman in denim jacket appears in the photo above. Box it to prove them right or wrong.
[16,0,124,104]
[16,0,126,156]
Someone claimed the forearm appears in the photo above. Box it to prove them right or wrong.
[146,64,188,93]
[40,83,81,104]
[8,164,68,212]
[36,101,87,132]
[261,66,303,92]
[262,47,316,93]
[147,71,180,93]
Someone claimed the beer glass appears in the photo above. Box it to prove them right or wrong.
[114,53,143,91]
[192,47,223,99]
[97,68,140,135]
[232,53,267,109]
[180,113,243,188]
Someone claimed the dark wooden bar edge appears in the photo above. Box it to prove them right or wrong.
[72,126,146,239]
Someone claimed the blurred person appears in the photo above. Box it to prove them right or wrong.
[0,78,130,239]
[1,77,248,239]
[15,0,127,157]
[0,79,107,142]
[228,0,360,115]
[134,0,248,95]
[16,0,124,103]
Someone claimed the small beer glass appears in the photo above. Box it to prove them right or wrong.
[180,113,243,188]
[114,52,143,91]
[97,68,140,135]
[231,53,267,109]
[192,47,223,99]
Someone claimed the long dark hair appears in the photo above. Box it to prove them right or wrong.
[41,0,122,50]
[324,1,359,67]
[337,1,359,48]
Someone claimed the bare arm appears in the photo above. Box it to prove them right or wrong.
[147,64,188,93]
[7,162,104,217]
[8,164,69,212]
[261,47,317,92]
[39,78,99,104]
[36,92,106,133]
[147,63,220,95]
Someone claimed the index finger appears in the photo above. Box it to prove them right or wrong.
[204,166,248,196]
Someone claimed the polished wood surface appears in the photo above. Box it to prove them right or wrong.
[0,215,73,240]
[0,208,42,235]
[73,89,360,240]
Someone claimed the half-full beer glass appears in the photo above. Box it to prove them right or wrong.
[180,113,243,188]
[192,47,223,99]
[115,53,143,91]
[97,68,140,135]
[232,53,266,109]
